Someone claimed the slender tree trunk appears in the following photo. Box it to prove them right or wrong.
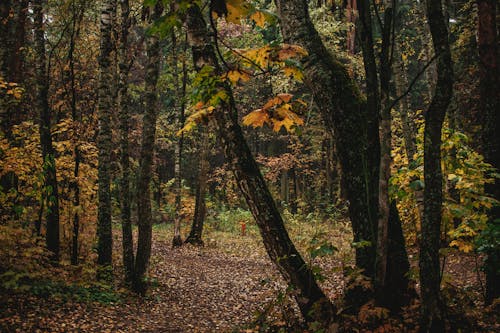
[184,4,335,326]
[67,0,84,265]
[96,0,116,273]
[118,0,134,283]
[133,3,162,293]
[419,0,453,331]
[477,0,499,305]
[375,0,394,295]
[172,30,185,247]
[34,0,60,262]
[185,128,210,246]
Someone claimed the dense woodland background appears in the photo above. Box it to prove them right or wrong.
[0,0,498,332]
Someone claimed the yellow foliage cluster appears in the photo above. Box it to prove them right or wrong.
[243,93,305,132]
[0,119,98,262]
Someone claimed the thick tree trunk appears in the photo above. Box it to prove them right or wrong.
[118,0,134,283]
[184,4,335,326]
[185,129,210,246]
[34,0,60,262]
[419,0,453,331]
[276,0,376,278]
[133,4,162,293]
[96,0,116,273]
[477,0,499,305]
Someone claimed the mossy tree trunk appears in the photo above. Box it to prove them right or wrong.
[419,0,453,331]
[276,0,376,278]
[277,0,412,310]
[184,4,335,326]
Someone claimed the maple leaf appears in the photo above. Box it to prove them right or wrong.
[223,68,252,85]
[225,0,253,25]
[282,66,304,82]
[262,93,293,111]
[242,109,269,128]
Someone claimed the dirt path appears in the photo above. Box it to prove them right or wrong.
[0,236,291,333]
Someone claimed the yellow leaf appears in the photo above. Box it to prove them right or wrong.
[249,10,273,28]
[225,0,253,25]
[282,66,304,82]
[224,68,252,85]
[242,109,269,128]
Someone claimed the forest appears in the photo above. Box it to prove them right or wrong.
[0,0,498,332]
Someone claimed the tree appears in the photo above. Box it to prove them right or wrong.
[419,0,453,330]
[185,127,210,246]
[96,0,116,273]
[66,0,86,266]
[118,0,135,283]
[183,3,335,326]
[275,0,411,310]
[172,29,186,247]
[133,3,163,293]
[477,0,499,305]
[34,0,61,262]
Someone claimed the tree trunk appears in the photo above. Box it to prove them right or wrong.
[34,0,60,262]
[133,3,162,294]
[276,0,377,278]
[96,0,116,274]
[375,0,394,296]
[477,0,499,305]
[419,0,453,331]
[67,0,84,266]
[185,128,210,246]
[172,29,184,247]
[184,4,335,326]
[118,0,134,283]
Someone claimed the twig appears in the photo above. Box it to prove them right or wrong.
[387,53,438,111]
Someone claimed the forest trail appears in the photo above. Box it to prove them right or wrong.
[1,230,344,333]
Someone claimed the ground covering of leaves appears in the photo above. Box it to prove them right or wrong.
[1,223,498,332]
[0,224,346,333]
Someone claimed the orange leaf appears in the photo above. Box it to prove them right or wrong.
[242,109,269,128]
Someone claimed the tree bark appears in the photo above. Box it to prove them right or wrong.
[133,3,162,293]
[118,0,135,283]
[185,128,210,246]
[419,0,453,331]
[276,0,377,278]
[34,0,60,262]
[97,0,116,273]
[67,0,84,265]
[477,0,499,305]
[375,0,394,295]
[184,4,335,326]
[172,30,185,247]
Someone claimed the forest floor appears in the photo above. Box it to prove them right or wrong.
[1,222,498,332]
